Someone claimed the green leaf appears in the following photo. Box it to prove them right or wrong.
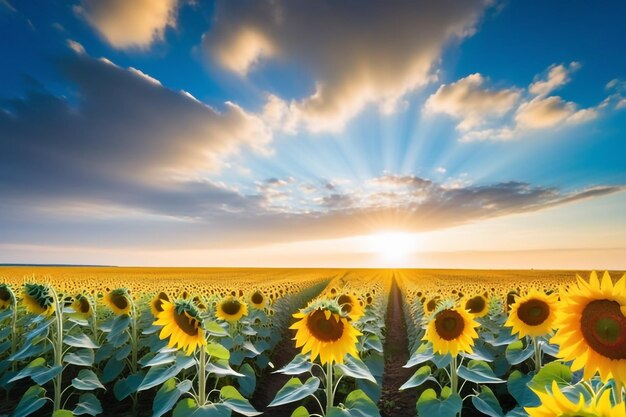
[529,362,572,393]
[114,373,144,400]
[106,315,131,341]
[405,343,434,368]
[73,393,103,416]
[102,357,125,384]
[13,385,47,417]
[472,386,504,417]
[64,333,99,349]
[268,377,320,407]
[205,321,229,337]
[291,406,310,417]
[335,355,376,383]
[153,378,192,417]
[64,349,95,367]
[505,340,534,365]
[457,360,505,384]
[237,363,256,397]
[274,354,312,375]
[220,385,262,416]
[207,359,245,377]
[416,388,462,417]
[172,398,231,417]
[363,335,383,353]
[507,370,540,408]
[327,389,381,417]
[72,369,105,390]
[207,342,230,360]
[399,365,432,390]
[138,363,181,391]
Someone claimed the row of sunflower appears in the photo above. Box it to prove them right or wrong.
[266,270,393,417]
[397,270,626,417]
[0,273,331,417]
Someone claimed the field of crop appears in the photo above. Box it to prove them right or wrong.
[0,267,625,417]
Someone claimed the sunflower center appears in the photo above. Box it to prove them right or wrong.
[174,310,200,337]
[435,310,465,341]
[580,299,626,359]
[154,292,169,313]
[306,309,344,342]
[251,292,264,305]
[111,294,129,310]
[78,297,90,314]
[426,298,438,312]
[221,300,242,315]
[465,296,486,314]
[338,295,353,314]
[517,299,550,326]
[0,288,10,301]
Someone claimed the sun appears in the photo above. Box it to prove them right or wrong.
[363,232,420,264]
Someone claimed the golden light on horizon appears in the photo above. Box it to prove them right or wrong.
[362,232,422,265]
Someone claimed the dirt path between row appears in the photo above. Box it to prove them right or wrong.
[379,274,417,417]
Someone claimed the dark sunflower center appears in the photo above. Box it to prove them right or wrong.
[0,288,10,301]
[222,300,242,315]
[251,292,264,305]
[465,296,486,314]
[174,310,200,337]
[111,293,128,310]
[580,299,626,359]
[78,297,90,314]
[154,292,169,313]
[426,299,438,312]
[517,299,550,326]
[338,295,353,314]
[306,309,344,342]
[435,310,465,341]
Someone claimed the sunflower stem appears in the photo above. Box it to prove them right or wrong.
[450,355,459,395]
[532,337,542,372]
[10,292,17,372]
[615,380,624,404]
[51,287,63,413]
[325,361,334,415]
[198,344,207,406]
[130,297,139,415]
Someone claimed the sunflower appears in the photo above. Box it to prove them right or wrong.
[22,283,55,316]
[526,380,625,417]
[336,293,364,321]
[424,307,479,356]
[154,299,206,355]
[551,271,626,384]
[71,294,93,318]
[423,296,440,315]
[104,288,131,315]
[462,294,489,318]
[0,284,14,310]
[216,297,248,322]
[290,299,361,365]
[150,292,170,317]
[505,289,558,338]
[249,290,266,309]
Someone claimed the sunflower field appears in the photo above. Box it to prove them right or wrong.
[0,267,625,417]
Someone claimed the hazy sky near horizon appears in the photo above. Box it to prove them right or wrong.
[1,0,625,268]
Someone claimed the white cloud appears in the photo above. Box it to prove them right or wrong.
[529,62,580,96]
[515,96,595,129]
[75,0,180,49]
[425,73,521,130]
[204,0,490,132]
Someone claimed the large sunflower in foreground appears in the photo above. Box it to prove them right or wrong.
[336,293,364,321]
[424,306,479,356]
[462,294,490,318]
[71,294,93,319]
[216,297,248,322]
[104,288,131,315]
[22,283,55,316]
[290,299,361,365]
[526,380,625,417]
[551,271,626,384]
[505,289,558,338]
[154,299,207,355]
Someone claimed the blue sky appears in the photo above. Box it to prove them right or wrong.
[1,0,625,268]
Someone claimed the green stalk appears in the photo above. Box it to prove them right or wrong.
[198,345,207,406]
[532,337,542,372]
[615,380,624,405]
[130,299,138,373]
[325,361,334,416]
[10,293,17,372]
[450,355,459,395]
[51,288,63,412]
